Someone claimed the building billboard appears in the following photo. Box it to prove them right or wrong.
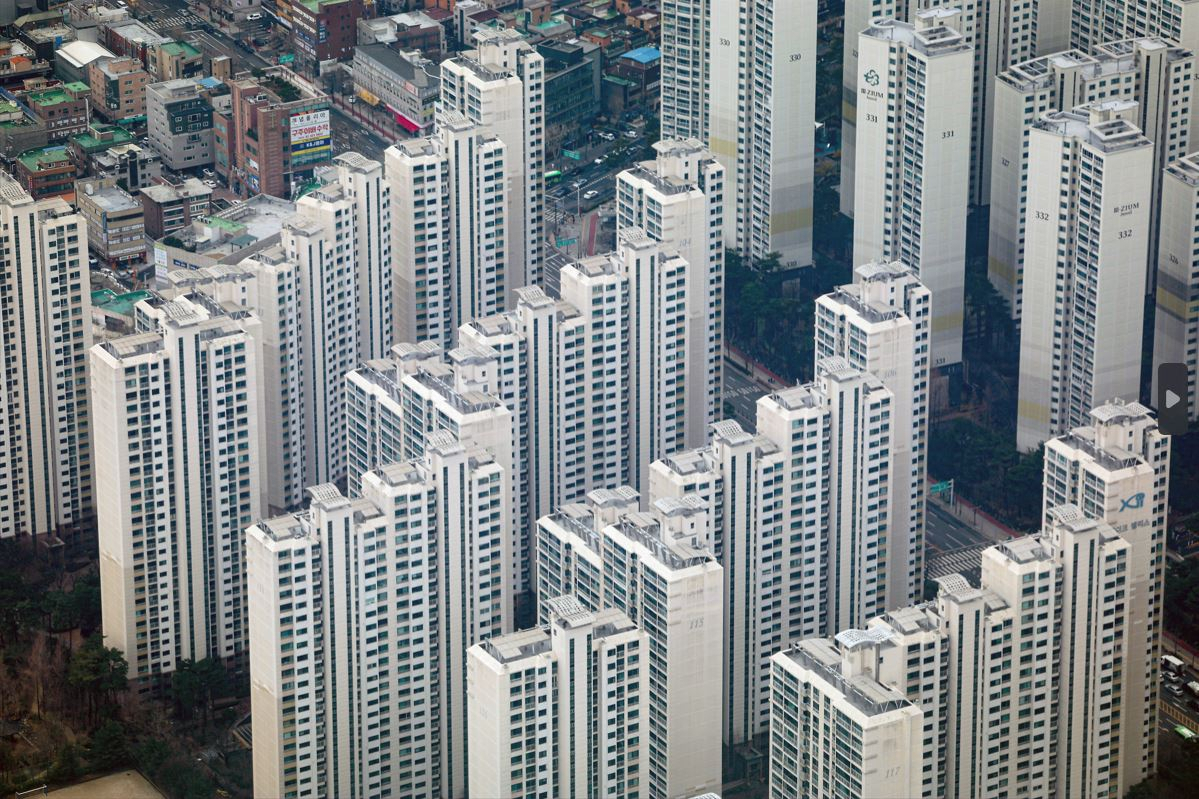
[289,109,332,168]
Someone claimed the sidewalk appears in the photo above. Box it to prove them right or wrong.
[725,343,787,390]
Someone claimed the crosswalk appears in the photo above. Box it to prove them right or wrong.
[148,12,203,33]
[925,542,988,582]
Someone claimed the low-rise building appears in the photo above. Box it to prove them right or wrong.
[0,38,52,89]
[357,10,446,56]
[55,39,116,84]
[221,68,331,198]
[351,45,439,135]
[291,0,365,76]
[102,19,170,65]
[69,121,135,169]
[0,99,48,159]
[14,13,77,62]
[13,145,75,200]
[150,193,296,276]
[151,41,203,81]
[146,78,214,170]
[88,56,150,125]
[91,143,162,191]
[539,39,600,144]
[139,177,212,239]
[24,82,91,142]
[76,177,146,271]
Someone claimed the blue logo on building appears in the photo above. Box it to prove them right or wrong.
[1120,492,1146,512]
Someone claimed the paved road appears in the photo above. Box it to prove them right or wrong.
[722,361,771,432]
[925,501,989,553]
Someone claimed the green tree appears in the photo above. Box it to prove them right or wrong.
[48,742,81,783]
[135,738,171,777]
[88,719,130,771]
[67,636,128,726]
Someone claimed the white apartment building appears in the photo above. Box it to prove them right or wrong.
[537,488,724,799]
[768,638,923,799]
[710,0,815,268]
[440,28,544,293]
[649,360,893,754]
[386,115,508,348]
[460,280,628,580]
[333,152,393,359]
[610,230,691,495]
[92,294,265,683]
[1044,505,1133,798]
[248,434,511,799]
[1016,104,1153,451]
[815,262,931,609]
[989,39,1195,319]
[854,18,972,368]
[841,0,1042,215]
[343,342,522,592]
[0,174,92,540]
[616,140,725,449]
[466,597,651,799]
[1073,0,1199,52]
[279,155,396,487]
[659,0,707,140]
[1153,152,1199,421]
[649,420,786,751]
[159,253,305,511]
[1043,400,1171,784]
[834,606,950,798]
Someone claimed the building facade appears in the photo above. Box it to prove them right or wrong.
[146,78,215,171]
[853,17,972,368]
[1016,104,1153,451]
[92,294,265,684]
[1153,152,1199,421]
[0,174,92,540]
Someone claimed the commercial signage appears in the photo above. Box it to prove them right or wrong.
[278,54,295,65]
[290,109,332,167]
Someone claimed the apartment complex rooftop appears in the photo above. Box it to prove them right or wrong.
[77,179,140,212]
[17,145,70,171]
[780,639,915,717]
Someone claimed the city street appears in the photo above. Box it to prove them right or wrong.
[722,361,770,432]
[925,501,991,552]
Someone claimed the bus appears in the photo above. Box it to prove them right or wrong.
[1174,725,1196,742]
[544,169,563,187]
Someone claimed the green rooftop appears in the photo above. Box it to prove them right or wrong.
[65,81,90,93]
[72,124,135,153]
[0,100,32,128]
[27,88,77,108]
[17,145,70,172]
[160,41,202,59]
[92,290,152,316]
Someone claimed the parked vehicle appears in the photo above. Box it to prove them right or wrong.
[1166,682,1184,697]
[1188,680,1199,698]
[583,190,599,200]
[1163,654,1186,674]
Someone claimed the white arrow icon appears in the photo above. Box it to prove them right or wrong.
[1166,390,1181,409]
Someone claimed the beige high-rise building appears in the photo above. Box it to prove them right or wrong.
[386,115,508,348]
[440,28,544,295]
[0,174,92,540]
[989,38,1194,320]
[248,434,511,799]
[537,488,724,799]
[816,262,931,609]
[1043,400,1170,785]
[616,141,725,450]
[853,17,972,368]
[466,597,650,799]
[1016,104,1153,451]
[1153,152,1199,421]
[93,294,266,684]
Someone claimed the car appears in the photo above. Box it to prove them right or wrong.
[247,12,263,20]
[348,97,357,104]
[88,255,98,266]
[1165,670,1183,683]
[1167,683,1185,697]
[571,180,585,189]
[583,190,599,200]
[623,130,638,139]
[596,131,615,141]
[202,168,215,178]
[204,179,218,188]
[593,157,605,165]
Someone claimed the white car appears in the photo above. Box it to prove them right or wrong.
[1166,683,1185,697]
[623,130,638,139]
[204,179,218,188]
[583,190,599,200]
[247,12,264,21]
